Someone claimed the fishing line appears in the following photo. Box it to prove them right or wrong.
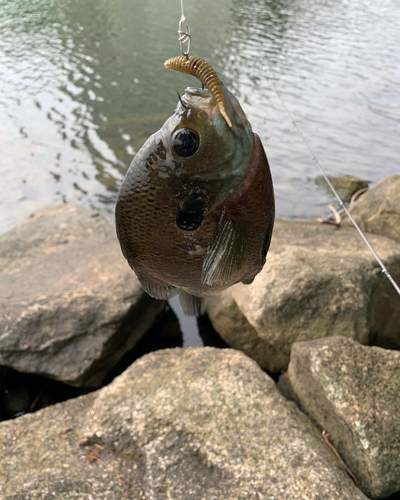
[178,0,191,57]
[274,88,400,298]
[173,3,400,297]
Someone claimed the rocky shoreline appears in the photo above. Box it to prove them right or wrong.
[0,175,399,499]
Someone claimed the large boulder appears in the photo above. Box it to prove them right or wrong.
[0,348,366,500]
[0,204,165,387]
[287,337,400,499]
[315,174,369,200]
[347,174,400,242]
[206,220,400,372]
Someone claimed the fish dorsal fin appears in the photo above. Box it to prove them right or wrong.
[201,212,248,287]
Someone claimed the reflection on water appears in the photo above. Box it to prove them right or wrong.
[222,0,400,217]
[1,0,399,232]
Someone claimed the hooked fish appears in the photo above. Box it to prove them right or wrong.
[115,56,274,315]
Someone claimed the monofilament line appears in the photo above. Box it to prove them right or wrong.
[275,89,400,298]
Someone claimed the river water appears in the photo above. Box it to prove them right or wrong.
[1,0,399,234]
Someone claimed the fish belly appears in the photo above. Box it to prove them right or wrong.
[116,134,274,298]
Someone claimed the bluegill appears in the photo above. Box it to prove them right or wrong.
[115,57,274,314]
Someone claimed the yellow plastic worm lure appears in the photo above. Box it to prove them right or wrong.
[164,56,233,128]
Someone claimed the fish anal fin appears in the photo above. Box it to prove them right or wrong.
[137,276,178,300]
[201,213,249,288]
[179,291,204,317]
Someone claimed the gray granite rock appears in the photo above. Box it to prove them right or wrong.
[0,204,165,387]
[0,348,367,500]
[315,174,369,199]
[206,219,400,371]
[347,174,400,242]
[288,337,400,499]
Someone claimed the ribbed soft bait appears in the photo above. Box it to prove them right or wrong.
[164,56,232,127]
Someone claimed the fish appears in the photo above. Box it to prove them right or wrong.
[115,56,274,315]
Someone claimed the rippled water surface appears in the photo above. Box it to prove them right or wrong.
[1,0,399,232]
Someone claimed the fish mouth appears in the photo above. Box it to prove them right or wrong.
[180,86,222,130]
[185,87,211,98]
[182,87,215,107]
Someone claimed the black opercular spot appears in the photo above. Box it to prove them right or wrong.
[176,202,204,231]
[172,129,199,158]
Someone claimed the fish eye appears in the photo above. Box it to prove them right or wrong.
[172,129,199,158]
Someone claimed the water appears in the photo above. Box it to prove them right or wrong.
[1,0,399,233]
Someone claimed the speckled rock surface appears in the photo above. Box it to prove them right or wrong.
[0,348,367,500]
[206,219,400,371]
[315,174,369,199]
[347,175,400,242]
[0,204,165,387]
[288,337,400,499]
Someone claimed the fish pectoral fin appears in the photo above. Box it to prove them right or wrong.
[179,291,204,317]
[137,276,178,300]
[201,213,249,288]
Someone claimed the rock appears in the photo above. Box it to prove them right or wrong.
[276,371,297,403]
[0,348,367,500]
[0,204,166,387]
[347,175,400,242]
[287,337,400,499]
[206,219,400,372]
[315,175,369,200]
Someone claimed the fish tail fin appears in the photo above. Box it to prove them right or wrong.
[179,291,204,317]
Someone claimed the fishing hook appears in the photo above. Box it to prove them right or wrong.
[177,91,187,108]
